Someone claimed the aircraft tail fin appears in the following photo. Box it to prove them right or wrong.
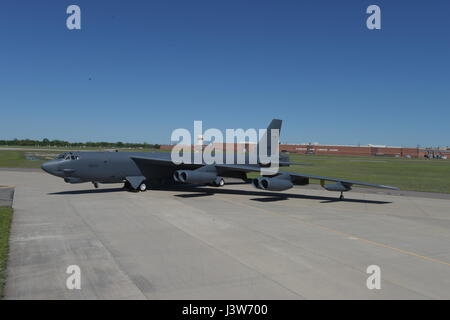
[258,119,282,156]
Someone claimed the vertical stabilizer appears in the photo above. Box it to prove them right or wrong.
[258,119,282,157]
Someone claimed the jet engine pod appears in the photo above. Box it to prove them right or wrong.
[253,175,293,191]
[175,170,218,184]
[64,177,84,184]
[173,171,180,182]
[252,177,263,189]
[321,181,352,192]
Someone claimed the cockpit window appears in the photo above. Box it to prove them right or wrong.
[55,153,79,160]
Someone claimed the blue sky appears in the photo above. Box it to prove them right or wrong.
[1,0,449,147]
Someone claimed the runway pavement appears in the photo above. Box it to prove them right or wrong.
[1,169,450,299]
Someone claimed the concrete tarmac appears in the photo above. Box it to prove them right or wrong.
[1,170,450,299]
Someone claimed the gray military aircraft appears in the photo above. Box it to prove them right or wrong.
[41,119,398,199]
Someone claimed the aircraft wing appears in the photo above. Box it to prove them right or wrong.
[130,156,202,169]
[283,171,399,190]
[131,156,311,169]
[130,156,398,190]
[215,164,399,190]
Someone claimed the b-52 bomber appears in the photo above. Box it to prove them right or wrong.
[41,119,398,199]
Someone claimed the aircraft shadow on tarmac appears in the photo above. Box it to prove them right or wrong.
[170,186,391,204]
[49,183,391,204]
[48,188,125,195]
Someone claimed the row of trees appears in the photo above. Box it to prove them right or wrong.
[0,138,160,149]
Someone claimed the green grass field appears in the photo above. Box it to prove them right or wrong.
[0,150,48,168]
[0,149,449,193]
[0,207,13,298]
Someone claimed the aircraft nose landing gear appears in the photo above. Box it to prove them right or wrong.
[339,192,344,200]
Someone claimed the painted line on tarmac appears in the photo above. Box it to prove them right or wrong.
[218,196,450,268]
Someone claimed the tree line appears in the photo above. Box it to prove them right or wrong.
[0,138,160,149]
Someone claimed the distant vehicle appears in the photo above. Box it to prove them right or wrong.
[41,119,398,199]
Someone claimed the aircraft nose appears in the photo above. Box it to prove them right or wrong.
[41,161,54,174]
[41,162,50,173]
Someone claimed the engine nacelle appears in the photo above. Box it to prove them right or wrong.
[252,175,293,191]
[321,181,352,192]
[174,170,218,184]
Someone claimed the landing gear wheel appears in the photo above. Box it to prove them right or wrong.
[93,182,99,189]
[339,192,344,200]
[214,177,225,187]
[139,183,147,192]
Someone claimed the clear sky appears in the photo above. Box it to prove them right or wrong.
[1,0,449,147]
